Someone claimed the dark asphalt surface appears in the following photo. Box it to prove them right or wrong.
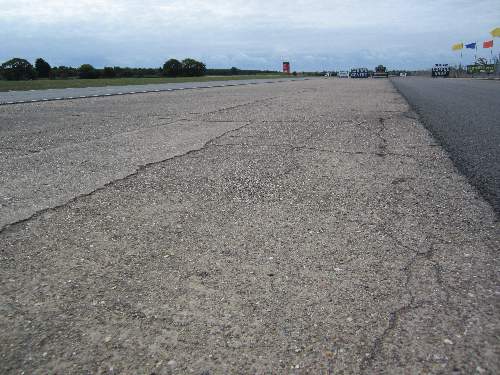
[0,78,306,105]
[391,77,500,215]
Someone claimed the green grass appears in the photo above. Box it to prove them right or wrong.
[0,74,292,92]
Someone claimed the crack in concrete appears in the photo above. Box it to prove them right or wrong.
[376,117,388,156]
[197,96,279,117]
[0,95,284,233]
[0,146,41,155]
[0,121,255,235]
[356,155,461,372]
[210,142,416,159]
[360,226,453,373]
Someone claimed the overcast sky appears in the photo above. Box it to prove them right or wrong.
[1,0,499,70]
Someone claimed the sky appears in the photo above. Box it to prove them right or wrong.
[1,0,499,71]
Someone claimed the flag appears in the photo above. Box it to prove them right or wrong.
[483,40,493,48]
[452,43,463,51]
[491,27,500,37]
[465,42,476,49]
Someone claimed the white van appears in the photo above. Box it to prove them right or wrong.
[338,71,349,78]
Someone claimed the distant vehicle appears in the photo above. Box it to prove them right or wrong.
[373,65,388,78]
[350,68,369,78]
[338,71,349,78]
[432,64,450,77]
[400,72,407,77]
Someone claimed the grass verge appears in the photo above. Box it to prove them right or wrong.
[0,75,292,92]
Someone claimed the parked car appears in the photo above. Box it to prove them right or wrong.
[338,71,349,78]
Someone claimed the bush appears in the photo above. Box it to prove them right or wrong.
[102,67,116,78]
[53,66,78,79]
[35,58,51,78]
[0,58,36,80]
[163,59,182,77]
[181,58,206,76]
[206,68,278,76]
[78,64,99,79]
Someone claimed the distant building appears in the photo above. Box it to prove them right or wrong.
[283,62,290,74]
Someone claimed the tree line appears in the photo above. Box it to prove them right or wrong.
[0,57,210,81]
[0,57,281,81]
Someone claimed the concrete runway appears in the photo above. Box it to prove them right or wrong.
[0,79,498,374]
[0,78,306,105]
[391,77,500,215]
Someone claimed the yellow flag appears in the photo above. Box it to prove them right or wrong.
[452,43,463,51]
[491,27,500,37]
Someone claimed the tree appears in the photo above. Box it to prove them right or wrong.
[102,67,116,78]
[53,65,78,79]
[0,58,36,80]
[181,58,206,76]
[78,64,99,79]
[230,67,239,75]
[163,59,182,77]
[35,58,51,78]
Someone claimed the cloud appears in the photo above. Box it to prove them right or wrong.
[1,0,498,70]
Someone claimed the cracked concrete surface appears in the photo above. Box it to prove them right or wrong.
[0,79,499,374]
[0,92,276,230]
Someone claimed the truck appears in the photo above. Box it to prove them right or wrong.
[373,65,388,78]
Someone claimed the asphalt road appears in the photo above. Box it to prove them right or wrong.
[1,79,498,374]
[391,77,500,215]
[0,78,306,105]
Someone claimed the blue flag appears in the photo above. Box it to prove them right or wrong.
[465,42,476,49]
